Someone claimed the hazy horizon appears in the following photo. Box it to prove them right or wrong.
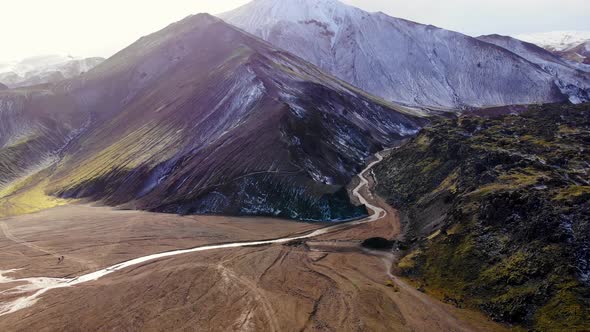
[2,0,589,62]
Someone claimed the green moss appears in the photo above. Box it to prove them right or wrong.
[520,134,554,148]
[421,159,442,174]
[0,171,70,218]
[398,249,422,270]
[471,168,545,196]
[553,186,590,201]
[50,123,182,192]
[480,251,531,285]
[376,103,590,330]
[414,135,432,151]
[536,282,590,331]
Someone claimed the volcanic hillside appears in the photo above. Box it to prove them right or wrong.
[221,0,590,109]
[0,14,425,221]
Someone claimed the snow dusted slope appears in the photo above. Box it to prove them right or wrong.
[0,55,104,88]
[515,31,590,52]
[221,0,588,109]
[478,35,590,103]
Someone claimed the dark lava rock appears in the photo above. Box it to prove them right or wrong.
[373,103,590,331]
[361,237,395,250]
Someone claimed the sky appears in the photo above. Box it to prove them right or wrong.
[2,0,589,62]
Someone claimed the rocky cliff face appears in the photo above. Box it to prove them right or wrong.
[374,103,590,331]
[221,0,588,109]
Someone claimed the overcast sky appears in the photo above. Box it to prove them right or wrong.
[2,0,589,62]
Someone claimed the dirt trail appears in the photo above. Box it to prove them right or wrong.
[0,222,58,258]
[217,263,280,332]
[0,222,97,271]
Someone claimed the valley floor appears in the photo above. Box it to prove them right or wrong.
[0,154,508,331]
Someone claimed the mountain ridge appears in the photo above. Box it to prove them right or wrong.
[221,0,590,109]
[1,13,425,221]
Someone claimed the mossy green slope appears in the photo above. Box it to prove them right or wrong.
[374,103,590,331]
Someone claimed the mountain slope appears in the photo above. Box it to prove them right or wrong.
[220,0,586,109]
[478,34,590,103]
[0,88,88,188]
[1,14,424,221]
[0,86,89,217]
[557,42,590,65]
[0,55,104,88]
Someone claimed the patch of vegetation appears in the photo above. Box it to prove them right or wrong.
[0,170,70,218]
[374,103,590,331]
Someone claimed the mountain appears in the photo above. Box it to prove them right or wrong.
[478,34,590,103]
[0,55,105,88]
[0,88,88,190]
[514,31,590,65]
[374,103,590,331]
[0,14,424,221]
[556,41,590,65]
[220,0,588,109]
[515,31,590,52]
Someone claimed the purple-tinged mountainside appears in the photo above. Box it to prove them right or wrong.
[556,42,590,65]
[0,14,425,221]
[478,34,590,104]
[0,88,88,189]
[221,0,589,109]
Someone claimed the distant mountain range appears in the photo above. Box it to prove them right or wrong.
[515,31,590,65]
[0,55,104,88]
[515,31,590,51]
[221,0,590,109]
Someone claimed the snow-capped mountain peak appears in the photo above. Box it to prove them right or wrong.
[221,0,363,45]
[221,0,590,109]
[515,31,590,51]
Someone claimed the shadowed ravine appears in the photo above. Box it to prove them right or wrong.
[0,150,389,317]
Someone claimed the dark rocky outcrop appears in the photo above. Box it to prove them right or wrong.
[374,103,590,331]
[361,237,396,250]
